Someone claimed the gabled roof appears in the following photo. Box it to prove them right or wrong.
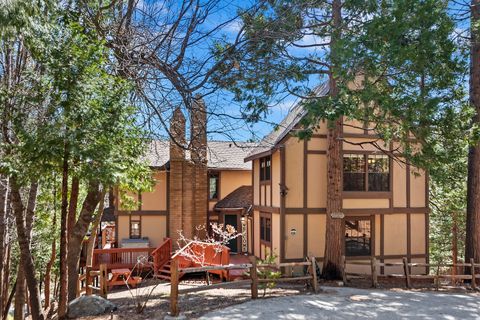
[245,82,330,161]
[214,185,252,211]
[144,140,253,170]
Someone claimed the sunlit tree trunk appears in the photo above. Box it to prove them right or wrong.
[466,0,480,266]
[322,0,344,280]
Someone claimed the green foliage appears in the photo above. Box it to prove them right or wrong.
[257,255,281,297]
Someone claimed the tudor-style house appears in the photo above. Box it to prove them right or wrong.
[114,100,253,253]
[246,82,429,275]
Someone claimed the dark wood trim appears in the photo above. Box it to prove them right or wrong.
[343,133,381,139]
[270,152,273,208]
[345,254,427,261]
[253,205,280,214]
[407,212,411,267]
[244,149,274,162]
[303,140,308,258]
[306,150,327,155]
[166,172,170,237]
[380,214,384,274]
[285,208,327,214]
[343,207,429,215]
[117,210,168,216]
[138,192,142,210]
[425,170,430,271]
[342,191,392,199]
[406,162,411,208]
[311,134,327,139]
[280,146,286,262]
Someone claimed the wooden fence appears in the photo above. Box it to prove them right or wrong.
[77,263,108,298]
[169,256,319,316]
[342,256,480,290]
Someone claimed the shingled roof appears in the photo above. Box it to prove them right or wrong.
[245,82,330,161]
[214,186,252,211]
[144,140,253,170]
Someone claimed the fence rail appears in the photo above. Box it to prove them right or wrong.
[342,256,480,289]
[169,256,319,316]
[77,263,108,298]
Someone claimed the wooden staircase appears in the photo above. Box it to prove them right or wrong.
[154,259,174,281]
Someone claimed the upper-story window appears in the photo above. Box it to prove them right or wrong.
[209,172,219,200]
[260,156,271,181]
[343,154,389,192]
[130,220,141,239]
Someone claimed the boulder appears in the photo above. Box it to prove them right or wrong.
[67,295,117,318]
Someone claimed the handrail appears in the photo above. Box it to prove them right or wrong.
[151,237,172,275]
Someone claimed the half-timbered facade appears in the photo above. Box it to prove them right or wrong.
[246,83,429,274]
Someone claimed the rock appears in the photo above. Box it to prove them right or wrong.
[67,295,117,318]
[164,314,186,320]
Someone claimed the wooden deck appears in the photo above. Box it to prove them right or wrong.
[92,247,155,270]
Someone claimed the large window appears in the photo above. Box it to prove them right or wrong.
[343,154,389,192]
[260,213,271,243]
[345,217,371,256]
[130,220,141,239]
[209,172,219,200]
[260,156,271,181]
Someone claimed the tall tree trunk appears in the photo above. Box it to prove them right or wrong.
[466,0,480,266]
[2,243,11,318]
[322,0,344,280]
[0,176,8,317]
[67,183,101,302]
[14,267,26,320]
[58,145,69,319]
[10,179,44,320]
[68,177,79,237]
[44,207,56,310]
[86,191,106,266]
[3,279,16,320]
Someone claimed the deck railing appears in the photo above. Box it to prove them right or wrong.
[151,238,172,275]
[92,247,155,270]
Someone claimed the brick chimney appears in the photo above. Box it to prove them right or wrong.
[190,95,208,238]
[169,107,186,247]
[168,98,208,248]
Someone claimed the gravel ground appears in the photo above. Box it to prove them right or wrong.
[199,286,480,320]
[79,278,309,320]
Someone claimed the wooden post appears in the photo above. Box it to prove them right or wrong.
[435,263,440,291]
[249,256,258,299]
[77,273,81,298]
[371,256,378,288]
[471,258,477,290]
[403,257,411,289]
[341,255,347,284]
[170,259,179,316]
[310,257,319,293]
[85,267,92,295]
[99,264,108,299]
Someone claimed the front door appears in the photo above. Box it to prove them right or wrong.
[224,214,239,253]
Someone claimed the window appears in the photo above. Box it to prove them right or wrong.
[209,172,219,200]
[260,156,271,181]
[130,220,141,239]
[260,213,271,243]
[343,154,390,192]
[345,218,371,256]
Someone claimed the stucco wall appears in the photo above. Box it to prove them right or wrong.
[307,214,326,257]
[117,215,130,242]
[141,215,167,247]
[285,138,304,208]
[343,199,390,209]
[384,214,407,255]
[220,170,251,199]
[285,214,304,259]
[272,151,281,207]
[307,154,327,208]
[393,160,407,207]
[272,213,280,263]
[142,171,167,211]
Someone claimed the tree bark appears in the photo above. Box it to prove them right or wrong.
[322,0,344,280]
[10,179,44,320]
[44,206,57,310]
[67,183,101,302]
[14,266,26,320]
[0,176,8,317]
[86,190,106,266]
[58,145,69,319]
[466,0,480,266]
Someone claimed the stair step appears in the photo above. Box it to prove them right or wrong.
[155,274,171,280]
[159,269,171,274]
